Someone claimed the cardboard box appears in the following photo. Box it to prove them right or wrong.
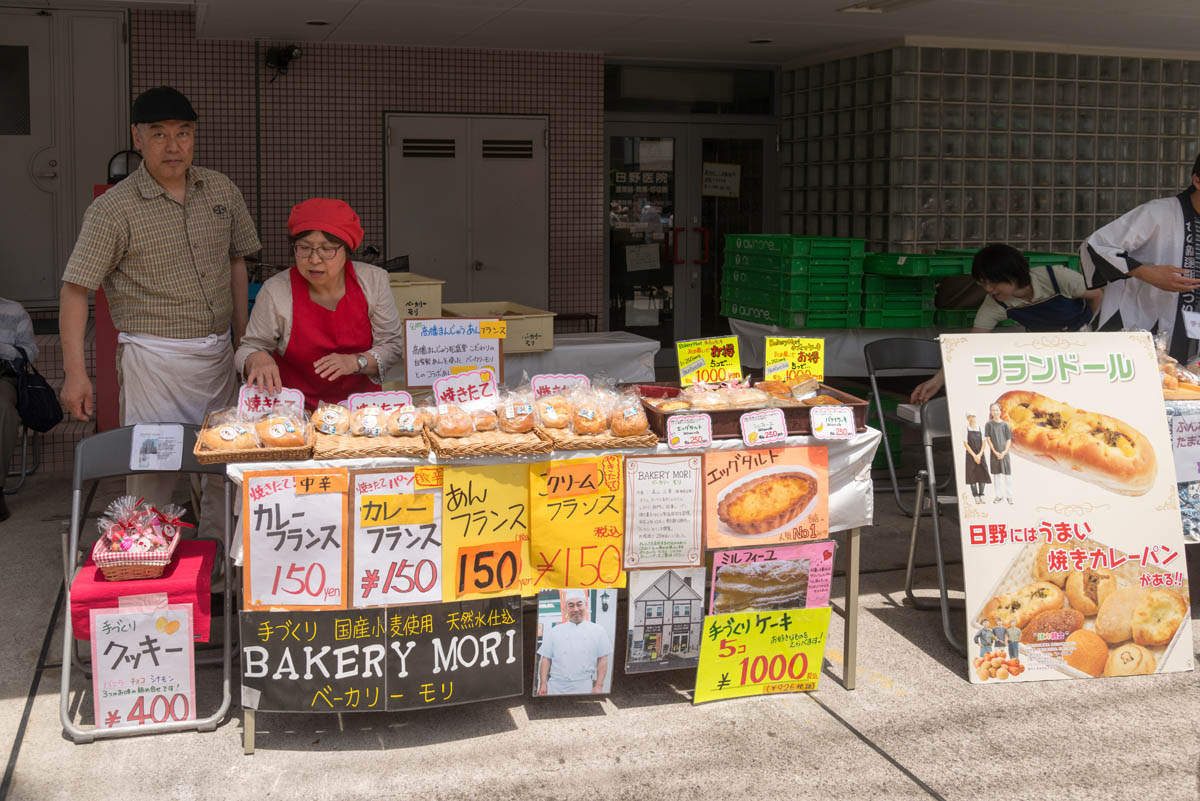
[440,301,556,353]
[389,272,444,319]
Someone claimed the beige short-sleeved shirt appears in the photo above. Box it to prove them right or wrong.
[973,265,1088,330]
[62,162,261,338]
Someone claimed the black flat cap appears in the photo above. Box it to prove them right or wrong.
[132,86,198,124]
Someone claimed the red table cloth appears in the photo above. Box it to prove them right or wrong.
[70,539,215,641]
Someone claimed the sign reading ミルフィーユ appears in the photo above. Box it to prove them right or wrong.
[940,332,1193,684]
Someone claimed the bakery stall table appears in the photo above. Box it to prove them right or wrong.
[225,429,879,695]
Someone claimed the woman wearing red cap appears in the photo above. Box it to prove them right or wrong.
[234,198,403,408]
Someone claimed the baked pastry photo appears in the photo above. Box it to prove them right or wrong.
[1064,568,1116,616]
[1019,608,1084,644]
[716,471,818,536]
[711,559,809,614]
[1032,542,1069,587]
[1130,589,1187,647]
[1064,629,1108,677]
[1093,587,1148,644]
[1103,643,1157,676]
[994,390,1157,495]
[981,581,1064,628]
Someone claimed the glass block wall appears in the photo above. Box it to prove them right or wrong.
[782,46,1200,254]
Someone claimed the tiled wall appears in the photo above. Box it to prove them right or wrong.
[782,46,1200,253]
[129,9,605,323]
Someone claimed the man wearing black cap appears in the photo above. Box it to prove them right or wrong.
[59,86,260,522]
[1082,154,1200,362]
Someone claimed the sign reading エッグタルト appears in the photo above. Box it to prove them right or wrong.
[941,332,1193,684]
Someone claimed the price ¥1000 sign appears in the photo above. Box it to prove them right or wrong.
[676,336,742,387]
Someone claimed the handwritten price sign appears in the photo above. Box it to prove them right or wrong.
[810,406,855,440]
[763,337,824,382]
[92,605,195,730]
[441,463,534,600]
[529,455,626,589]
[694,607,831,704]
[676,336,742,387]
[243,468,349,610]
[350,469,442,608]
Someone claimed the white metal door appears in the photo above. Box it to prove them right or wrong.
[385,116,470,300]
[469,116,548,308]
[0,8,126,306]
[1,11,58,304]
[386,114,548,308]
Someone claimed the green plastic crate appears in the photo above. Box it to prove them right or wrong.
[1024,252,1082,273]
[927,254,973,276]
[864,293,935,311]
[724,266,862,294]
[720,299,860,328]
[863,253,931,276]
[725,234,866,260]
[863,274,936,294]
[724,250,864,276]
[862,308,935,328]
[722,285,863,311]
[934,309,978,328]
[934,248,979,256]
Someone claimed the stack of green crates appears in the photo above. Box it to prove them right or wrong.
[720,235,866,328]
[1024,252,1082,273]
[861,254,936,328]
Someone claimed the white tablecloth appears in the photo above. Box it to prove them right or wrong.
[383,331,660,388]
[729,319,943,377]
[225,429,881,565]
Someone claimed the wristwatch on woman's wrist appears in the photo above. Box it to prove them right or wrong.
[355,354,369,374]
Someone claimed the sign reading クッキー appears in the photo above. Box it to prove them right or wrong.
[940,332,1193,683]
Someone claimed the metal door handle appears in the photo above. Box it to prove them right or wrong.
[473,260,483,272]
[692,227,710,265]
[35,171,58,178]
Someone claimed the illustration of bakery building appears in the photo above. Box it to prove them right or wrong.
[630,571,704,660]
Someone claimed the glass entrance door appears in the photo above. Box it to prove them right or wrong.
[607,122,775,360]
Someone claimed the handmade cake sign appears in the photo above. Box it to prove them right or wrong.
[242,468,349,610]
[624,455,703,568]
[702,447,829,549]
[940,331,1193,684]
[349,468,442,608]
[709,542,836,614]
[238,385,305,416]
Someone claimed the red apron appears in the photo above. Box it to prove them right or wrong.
[276,262,375,410]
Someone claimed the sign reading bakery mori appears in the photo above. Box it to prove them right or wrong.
[940,332,1193,684]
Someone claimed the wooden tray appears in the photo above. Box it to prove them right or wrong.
[427,427,553,458]
[193,413,314,464]
[314,431,430,459]
[635,383,869,441]
[539,426,660,451]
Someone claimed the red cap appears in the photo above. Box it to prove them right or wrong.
[287,198,363,250]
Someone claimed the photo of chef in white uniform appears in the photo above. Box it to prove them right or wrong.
[534,589,617,696]
[1082,153,1200,362]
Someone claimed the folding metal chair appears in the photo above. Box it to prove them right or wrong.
[903,396,966,656]
[5,425,40,494]
[58,424,233,742]
[863,337,942,515]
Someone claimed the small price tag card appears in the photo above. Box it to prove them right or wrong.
[739,408,787,447]
[676,336,742,387]
[350,468,442,608]
[432,368,499,412]
[92,604,195,730]
[764,337,824,382]
[531,373,590,397]
[243,469,349,610]
[441,463,534,600]
[347,390,413,412]
[810,406,856,440]
[666,414,712,450]
[529,455,626,589]
[238,385,305,416]
[694,607,831,704]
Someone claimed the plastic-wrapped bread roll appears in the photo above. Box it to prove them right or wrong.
[535,395,572,429]
[255,415,307,447]
[311,403,351,435]
[434,404,474,437]
[498,395,535,434]
[200,421,258,450]
[351,405,386,437]
[610,391,649,437]
[471,409,498,432]
[386,406,424,437]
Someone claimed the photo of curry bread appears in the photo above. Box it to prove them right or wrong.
[716,472,819,535]
[711,559,809,614]
[994,390,1156,495]
[974,537,1190,679]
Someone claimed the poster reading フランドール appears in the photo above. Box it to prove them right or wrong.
[941,331,1193,684]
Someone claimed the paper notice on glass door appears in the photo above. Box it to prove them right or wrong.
[625,244,660,272]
